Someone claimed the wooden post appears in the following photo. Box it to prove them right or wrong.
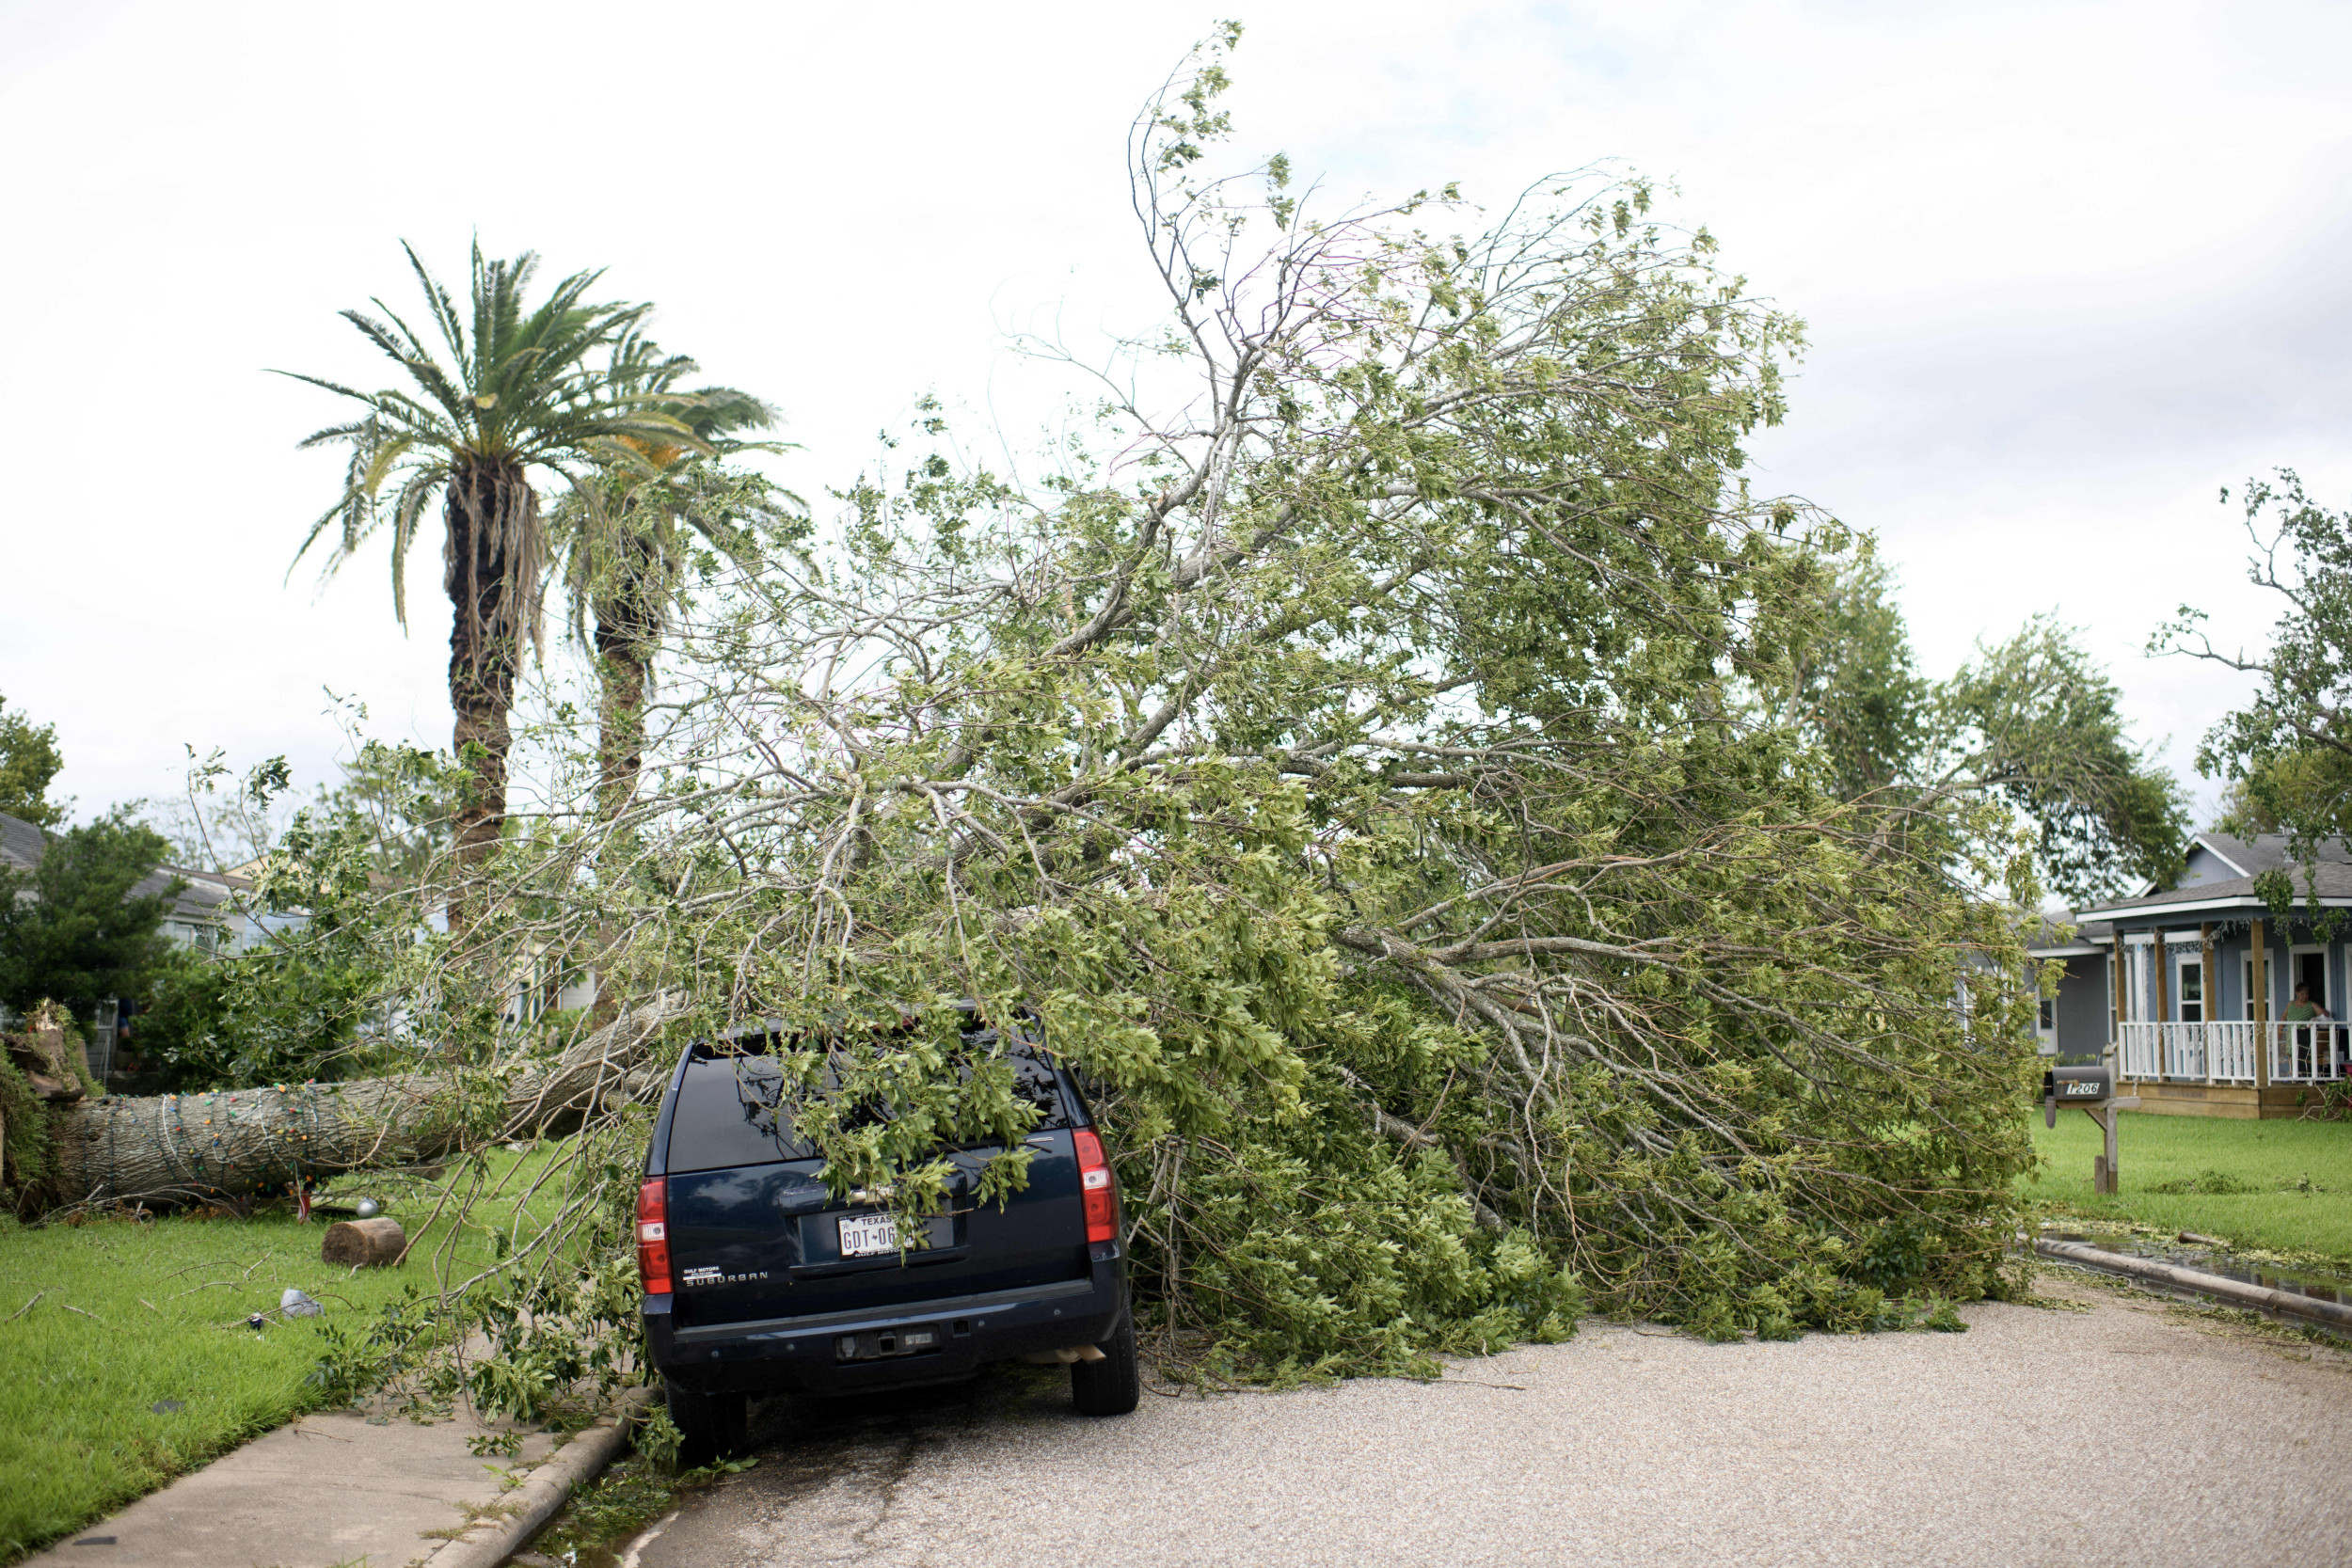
[2249,921,2267,1090]
[2202,923,2218,1086]
[2154,933,2171,1080]
[2085,1095,2138,1195]
[2253,918,2271,1092]
[2112,933,2128,1072]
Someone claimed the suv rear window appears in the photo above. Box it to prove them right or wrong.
[663,1039,1079,1175]
[665,1055,817,1173]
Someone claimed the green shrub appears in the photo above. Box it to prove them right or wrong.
[2146,1168,2260,1196]
[0,1053,56,1207]
[136,942,381,1091]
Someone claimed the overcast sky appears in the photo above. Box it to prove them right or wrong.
[4,0,2345,835]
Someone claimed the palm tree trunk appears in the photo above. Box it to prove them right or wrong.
[587,531,661,1028]
[442,458,543,932]
[592,528,663,823]
[594,615,651,823]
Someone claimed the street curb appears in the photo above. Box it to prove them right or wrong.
[421,1387,656,1568]
[2034,1239,2352,1331]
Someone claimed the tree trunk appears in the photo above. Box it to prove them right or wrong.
[592,533,661,826]
[588,530,663,1030]
[28,997,679,1211]
[443,457,543,933]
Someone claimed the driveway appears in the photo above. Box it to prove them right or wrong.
[629,1274,2352,1567]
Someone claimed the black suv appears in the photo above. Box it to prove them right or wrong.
[637,1018,1137,1462]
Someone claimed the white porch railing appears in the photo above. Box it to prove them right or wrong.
[2117,1021,2351,1085]
[2271,1022,2352,1084]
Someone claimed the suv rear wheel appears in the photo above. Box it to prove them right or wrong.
[1070,1307,1140,1416]
[664,1379,748,1468]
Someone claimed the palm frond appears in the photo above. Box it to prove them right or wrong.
[339,306,426,369]
[358,299,443,371]
[406,240,471,372]
[358,300,471,424]
[684,387,780,439]
[273,370,389,406]
[289,424,431,587]
[389,470,441,627]
[292,417,383,449]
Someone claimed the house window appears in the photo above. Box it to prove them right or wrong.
[2038,996,2056,1034]
[2244,954,2276,1021]
[2177,958,2203,1024]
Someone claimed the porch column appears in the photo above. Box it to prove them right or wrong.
[2201,923,2217,1087]
[2252,918,2271,1091]
[2154,933,2171,1079]
[2111,933,2128,1070]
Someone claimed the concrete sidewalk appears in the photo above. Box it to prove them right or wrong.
[24,1406,563,1568]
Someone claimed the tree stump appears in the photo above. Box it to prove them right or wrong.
[7,1006,85,1101]
[321,1216,407,1267]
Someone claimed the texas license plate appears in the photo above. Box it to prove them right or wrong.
[838,1212,900,1258]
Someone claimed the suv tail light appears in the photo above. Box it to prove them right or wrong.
[1073,1128,1119,1244]
[636,1178,672,1293]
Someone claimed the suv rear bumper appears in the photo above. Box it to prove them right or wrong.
[645,1246,1128,1398]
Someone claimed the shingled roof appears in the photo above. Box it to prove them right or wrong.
[2077,831,2352,923]
[0,810,246,927]
[2026,914,2115,957]
[0,812,45,873]
[2176,831,2352,878]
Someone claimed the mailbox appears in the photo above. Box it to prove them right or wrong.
[2042,1067,2137,1193]
[2044,1065,2112,1128]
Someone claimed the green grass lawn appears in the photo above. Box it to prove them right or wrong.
[0,1148,587,1562]
[2026,1110,2352,1262]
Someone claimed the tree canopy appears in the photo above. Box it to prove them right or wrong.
[0,691,66,830]
[2159,469,2352,881]
[1763,558,2185,903]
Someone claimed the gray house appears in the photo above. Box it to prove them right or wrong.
[2,810,260,952]
[2027,832,2352,1118]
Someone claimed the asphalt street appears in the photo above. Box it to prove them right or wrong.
[628,1275,2352,1568]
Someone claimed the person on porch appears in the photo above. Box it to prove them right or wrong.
[2283,983,2336,1079]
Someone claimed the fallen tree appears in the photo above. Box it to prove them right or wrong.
[19,997,680,1211]
[22,36,2158,1389]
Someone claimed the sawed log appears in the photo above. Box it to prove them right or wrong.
[321,1215,408,1266]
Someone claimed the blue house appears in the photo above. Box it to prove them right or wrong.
[2028,832,2352,1117]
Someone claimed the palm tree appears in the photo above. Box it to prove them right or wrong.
[286,243,703,929]
[552,336,790,825]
